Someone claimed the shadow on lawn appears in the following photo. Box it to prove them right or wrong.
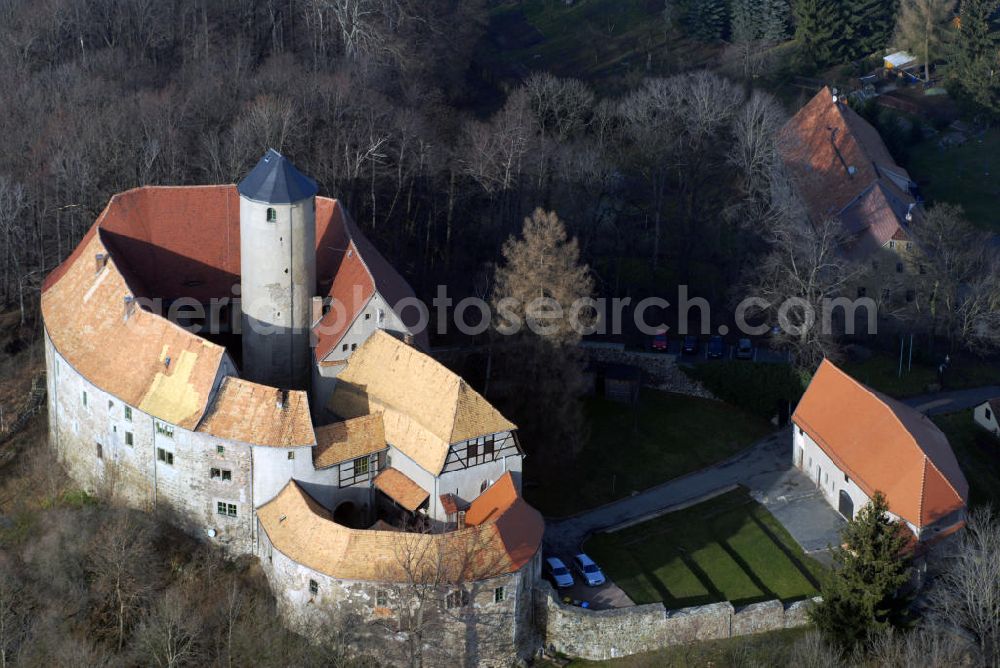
[589,487,824,609]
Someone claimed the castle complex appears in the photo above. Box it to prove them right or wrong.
[41,151,543,665]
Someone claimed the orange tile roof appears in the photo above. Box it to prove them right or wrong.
[793,360,968,529]
[256,472,543,582]
[780,88,917,258]
[197,377,314,447]
[41,218,227,429]
[313,415,386,468]
[42,184,424,434]
[373,468,429,512]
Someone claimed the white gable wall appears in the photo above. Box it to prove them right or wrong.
[974,402,1000,438]
[793,425,919,536]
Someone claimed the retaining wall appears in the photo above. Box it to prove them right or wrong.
[537,584,819,661]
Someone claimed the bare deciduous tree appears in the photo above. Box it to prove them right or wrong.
[923,507,1000,665]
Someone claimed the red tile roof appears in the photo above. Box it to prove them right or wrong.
[793,360,968,530]
[780,88,918,257]
[42,185,425,431]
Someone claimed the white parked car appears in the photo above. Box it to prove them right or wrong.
[545,557,575,588]
[573,553,606,586]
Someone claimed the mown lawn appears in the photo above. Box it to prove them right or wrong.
[933,410,1000,510]
[524,390,771,517]
[584,488,825,608]
[842,352,1000,398]
[907,128,1000,233]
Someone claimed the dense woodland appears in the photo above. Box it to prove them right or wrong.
[0,0,999,664]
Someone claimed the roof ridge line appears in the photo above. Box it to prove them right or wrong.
[918,456,927,527]
[825,360,965,518]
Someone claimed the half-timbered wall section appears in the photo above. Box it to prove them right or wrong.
[442,431,520,473]
[338,449,388,487]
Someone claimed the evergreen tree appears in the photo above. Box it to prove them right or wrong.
[732,0,790,43]
[793,0,845,69]
[759,0,792,41]
[895,0,958,82]
[810,492,911,650]
[844,0,898,60]
[684,0,729,41]
[949,0,1000,117]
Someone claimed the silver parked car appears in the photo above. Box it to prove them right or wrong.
[545,557,575,588]
[572,553,606,586]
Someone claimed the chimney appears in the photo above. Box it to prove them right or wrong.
[311,296,323,326]
[123,295,135,321]
[403,333,415,347]
[95,253,108,274]
[276,389,288,410]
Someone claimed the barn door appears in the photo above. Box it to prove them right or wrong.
[838,490,854,519]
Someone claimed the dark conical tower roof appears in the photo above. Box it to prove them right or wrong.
[238,149,318,204]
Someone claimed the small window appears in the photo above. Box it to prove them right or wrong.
[467,442,479,461]
[108,400,113,411]
[125,431,134,446]
[287,451,295,460]
[365,313,371,320]
[157,448,174,466]
[351,343,357,351]
[480,479,490,493]
[124,406,132,422]
[494,587,505,603]
[216,502,237,517]
[844,473,850,483]
[217,445,225,455]
[96,442,103,459]
[342,344,349,352]
[906,242,912,251]
[354,456,370,475]
[484,437,495,458]
[155,422,174,438]
[82,391,88,407]
[266,207,277,223]
[889,240,896,249]
[857,286,867,298]
[986,408,992,421]
[445,590,469,609]
[211,468,220,479]
[376,589,388,607]
[896,262,904,273]
[309,579,319,595]
[222,470,232,481]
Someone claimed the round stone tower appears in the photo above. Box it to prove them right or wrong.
[237,149,318,390]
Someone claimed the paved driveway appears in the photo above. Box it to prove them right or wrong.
[545,427,845,567]
[744,467,844,566]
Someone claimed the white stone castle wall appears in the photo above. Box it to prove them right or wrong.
[45,330,256,553]
[256,524,540,666]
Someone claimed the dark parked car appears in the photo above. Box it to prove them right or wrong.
[736,338,754,360]
[651,332,668,352]
[682,335,699,355]
[707,335,725,359]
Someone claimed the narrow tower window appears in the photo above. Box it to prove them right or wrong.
[266,207,277,223]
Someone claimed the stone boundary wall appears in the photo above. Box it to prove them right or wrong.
[583,345,716,400]
[537,584,819,661]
